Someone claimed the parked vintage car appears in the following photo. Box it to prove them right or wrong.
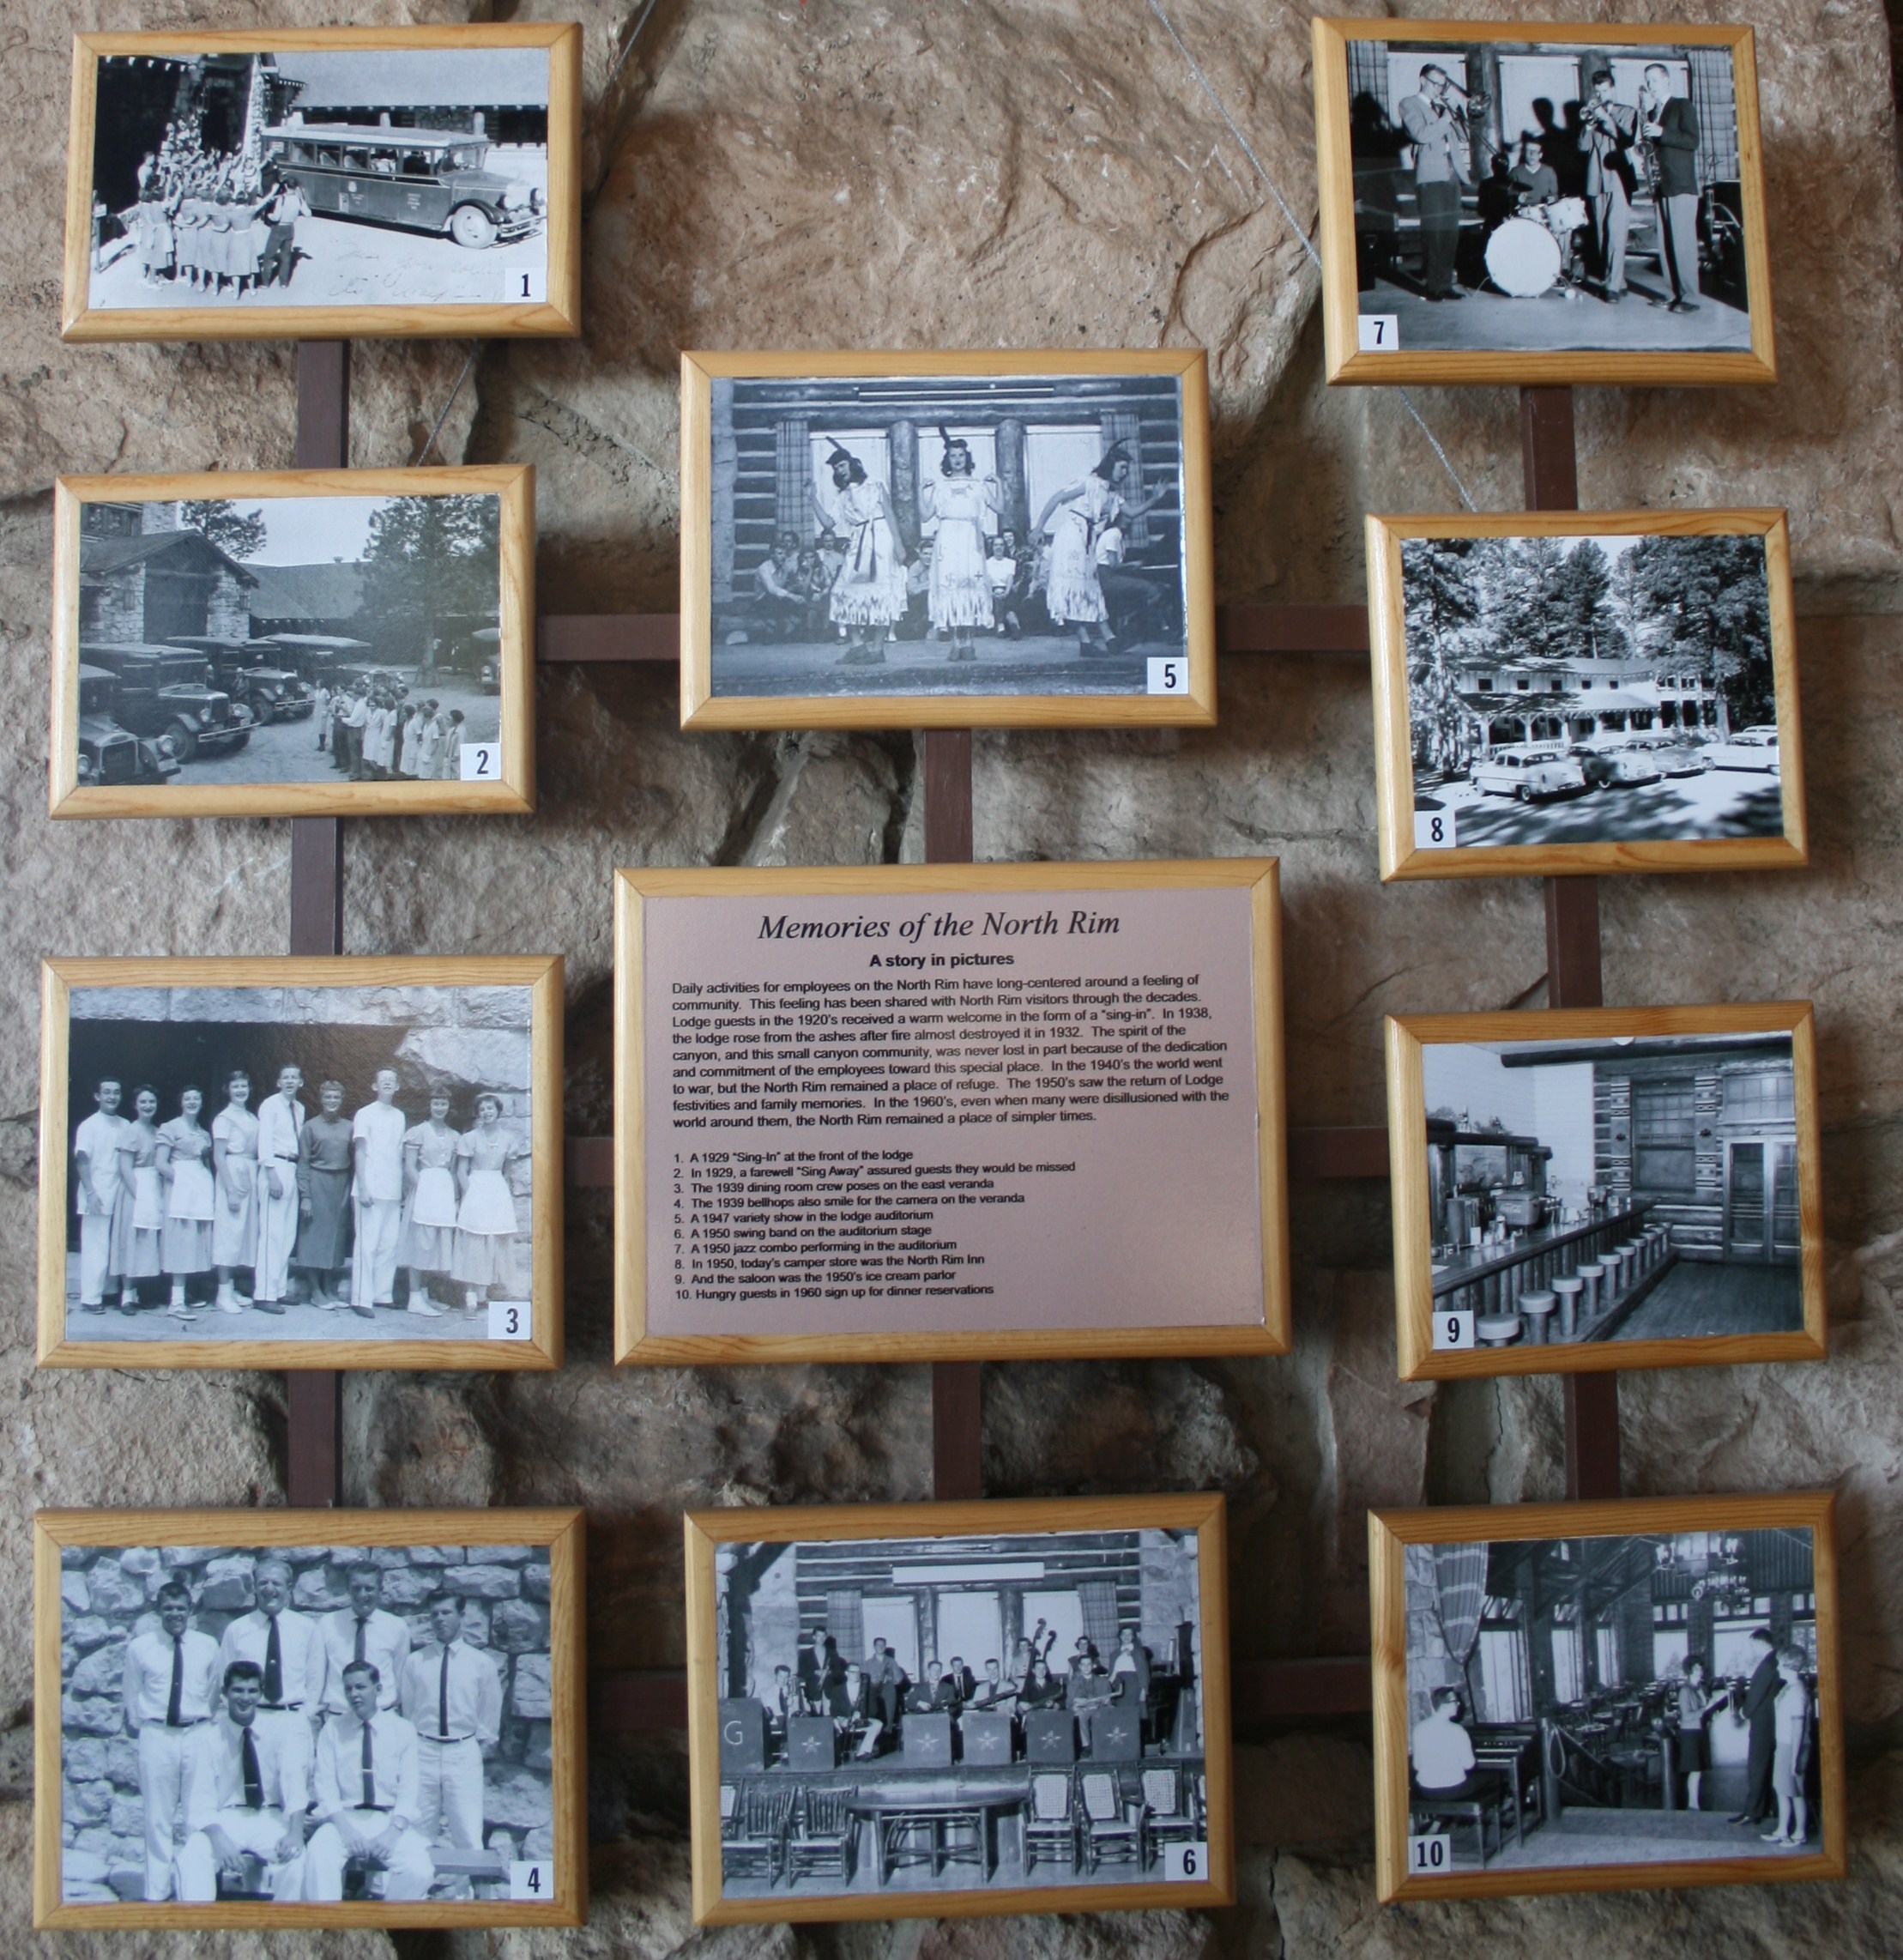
[79,644,253,764]
[1575,731,1707,789]
[470,626,501,694]
[1469,744,1589,802]
[262,634,378,693]
[261,123,545,250]
[165,636,313,725]
[1703,724,1782,772]
[76,664,182,788]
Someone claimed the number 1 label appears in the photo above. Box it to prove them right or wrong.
[1432,1310,1476,1352]
[1146,656,1188,696]
[1408,1832,1452,1874]
[461,742,501,781]
[509,1860,553,1899]
[488,1299,532,1342]
[1359,313,1399,352]
[505,268,548,303]
[1163,1841,1209,1881]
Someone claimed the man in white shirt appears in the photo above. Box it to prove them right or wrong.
[252,1063,305,1314]
[319,1564,411,1718]
[305,1660,436,1901]
[400,1593,502,1851]
[215,1558,326,1761]
[1411,1685,1480,1793]
[122,1581,221,1902]
[351,1070,408,1314]
[73,1079,130,1311]
[341,681,372,778]
[173,1662,311,1903]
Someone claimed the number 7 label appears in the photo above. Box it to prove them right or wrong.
[1359,313,1399,352]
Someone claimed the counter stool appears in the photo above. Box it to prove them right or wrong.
[1520,1289,1558,1345]
[1649,1225,1671,1269]
[1476,1312,1522,1348]
[1606,1246,1632,1302]
[1576,1261,1605,1323]
[1548,1276,1582,1342]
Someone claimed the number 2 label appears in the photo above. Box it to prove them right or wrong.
[509,1860,553,1899]
[488,1299,531,1342]
[1432,1309,1476,1352]
[460,742,501,781]
[1359,313,1399,352]
[1146,656,1188,696]
[1163,1841,1209,1881]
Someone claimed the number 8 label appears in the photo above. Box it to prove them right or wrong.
[1413,809,1456,850]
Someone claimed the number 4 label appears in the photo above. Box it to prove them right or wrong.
[1146,656,1188,696]
[1163,1841,1209,1882]
[1359,313,1399,352]
[461,742,501,781]
[1433,1309,1476,1352]
[488,1299,532,1342]
[1408,1832,1452,1874]
[1413,809,1456,850]
[510,1860,553,1899]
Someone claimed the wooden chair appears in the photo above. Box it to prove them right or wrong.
[1079,1769,1145,1872]
[1140,1765,1199,1860]
[718,1782,740,1836]
[1409,1772,1513,1869]
[1022,1769,1078,1874]
[722,1783,793,1887]
[787,1785,857,1886]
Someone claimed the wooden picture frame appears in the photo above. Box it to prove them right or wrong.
[1369,1491,1843,1901]
[34,1505,585,1929]
[613,860,1290,1364]
[685,1492,1233,1924]
[1386,1002,1826,1379]
[63,25,581,342]
[1313,19,1775,386]
[1368,509,1805,880]
[677,349,1217,730]
[39,955,563,1370]
[50,466,534,819]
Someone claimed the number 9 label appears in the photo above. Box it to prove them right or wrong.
[1432,1309,1476,1352]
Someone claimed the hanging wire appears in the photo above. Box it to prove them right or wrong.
[605,0,664,100]
[411,346,478,467]
[1143,0,1478,512]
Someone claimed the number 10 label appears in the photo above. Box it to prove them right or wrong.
[1163,1841,1209,1881]
[1407,1832,1452,1874]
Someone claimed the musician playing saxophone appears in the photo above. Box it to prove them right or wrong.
[1578,67,1640,303]
[1399,64,1474,301]
[1641,62,1703,312]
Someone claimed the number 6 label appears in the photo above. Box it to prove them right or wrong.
[1146,656,1188,696]
[1408,1832,1451,1874]
[1163,1841,1208,1881]
[1432,1309,1476,1352]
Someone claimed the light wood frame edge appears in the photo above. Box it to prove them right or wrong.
[50,467,535,819]
[37,954,563,1370]
[1369,1491,1844,1902]
[676,348,1217,731]
[684,1491,1233,1924]
[34,1506,588,1929]
[1367,508,1808,880]
[1312,19,1775,388]
[1386,1001,1827,1379]
[62,25,582,343]
[613,860,1289,1364]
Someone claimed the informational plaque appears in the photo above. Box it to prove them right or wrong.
[613,862,1289,1363]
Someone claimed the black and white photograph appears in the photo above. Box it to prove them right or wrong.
[680,352,1216,729]
[40,959,562,1368]
[71,37,570,326]
[53,469,531,817]
[1314,23,1773,380]
[688,1498,1231,1921]
[1400,1523,1827,1872]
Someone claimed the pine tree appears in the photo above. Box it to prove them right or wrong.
[358,495,502,656]
[180,499,267,560]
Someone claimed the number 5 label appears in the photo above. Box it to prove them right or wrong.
[1432,1309,1476,1352]
[488,1299,532,1342]
[509,1860,553,1899]
[1408,1832,1452,1874]
[1146,656,1188,696]
[461,742,501,781]
[1359,313,1399,352]
[1163,1841,1208,1881]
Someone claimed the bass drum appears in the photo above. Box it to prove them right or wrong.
[1486,216,1562,298]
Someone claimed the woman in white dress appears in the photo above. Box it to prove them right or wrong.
[813,442,909,667]
[401,1091,461,1316]
[451,1093,528,1312]
[209,1071,259,1314]
[1035,442,1164,656]
[920,430,1001,664]
[110,1087,166,1314]
[156,1086,215,1321]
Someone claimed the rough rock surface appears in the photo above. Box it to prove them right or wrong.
[4,0,1903,1953]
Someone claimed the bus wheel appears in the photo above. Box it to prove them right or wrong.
[450,204,498,249]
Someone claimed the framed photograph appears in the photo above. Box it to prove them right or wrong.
[1386,1003,1825,1380]
[63,26,580,342]
[678,350,1215,729]
[1368,509,1805,880]
[613,860,1289,1364]
[50,467,533,819]
[34,1506,584,1928]
[685,1493,1231,1924]
[1312,20,1774,385]
[39,956,562,1370]
[1369,1492,1843,1901]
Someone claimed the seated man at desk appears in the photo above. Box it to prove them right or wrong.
[830,1661,885,1759]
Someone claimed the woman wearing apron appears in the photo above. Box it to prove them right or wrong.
[921,430,1001,664]
[401,1091,462,1317]
[156,1086,215,1322]
[210,1071,260,1314]
[110,1086,165,1314]
[451,1093,527,1312]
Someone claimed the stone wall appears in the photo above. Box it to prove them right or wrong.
[6,0,1903,1956]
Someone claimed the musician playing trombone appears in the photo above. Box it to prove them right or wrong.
[1641,63,1703,312]
[1399,64,1476,301]
[1579,67,1641,304]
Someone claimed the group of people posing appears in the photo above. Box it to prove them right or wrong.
[71,1063,528,1324]
[120,122,308,298]
[762,1618,1154,1763]
[313,676,468,782]
[116,1563,507,1903]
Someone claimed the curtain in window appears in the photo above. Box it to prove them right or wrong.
[1078,1580,1120,1662]
[776,416,813,546]
[825,1588,864,1663]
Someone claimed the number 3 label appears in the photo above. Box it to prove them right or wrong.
[1413,809,1456,850]
[488,1299,532,1342]
[1432,1309,1476,1352]
[1146,656,1188,696]
[1408,1832,1451,1873]
[1163,1841,1208,1881]
[509,1860,553,1899]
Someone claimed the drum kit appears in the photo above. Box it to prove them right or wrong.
[1485,198,1590,299]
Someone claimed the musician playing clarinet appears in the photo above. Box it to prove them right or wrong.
[1399,64,1474,301]
[1579,67,1640,304]
[1642,63,1703,312]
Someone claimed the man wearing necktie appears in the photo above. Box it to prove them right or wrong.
[319,1564,411,1719]
[251,1064,306,1314]
[174,1662,311,1901]
[400,1593,502,1854]
[122,1581,220,1901]
[215,1558,325,1764]
[305,1661,435,1901]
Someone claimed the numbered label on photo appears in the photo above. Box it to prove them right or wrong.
[1147,656,1189,696]
[504,267,548,304]
[1358,313,1400,353]
[1413,809,1456,850]
[509,1860,553,1900]
[488,1298,532,1342]
[1432,1309,1476,1352]
[1407,1832,1453,1875]
[461,741,502,782]
[1163,1841,1210,1882]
